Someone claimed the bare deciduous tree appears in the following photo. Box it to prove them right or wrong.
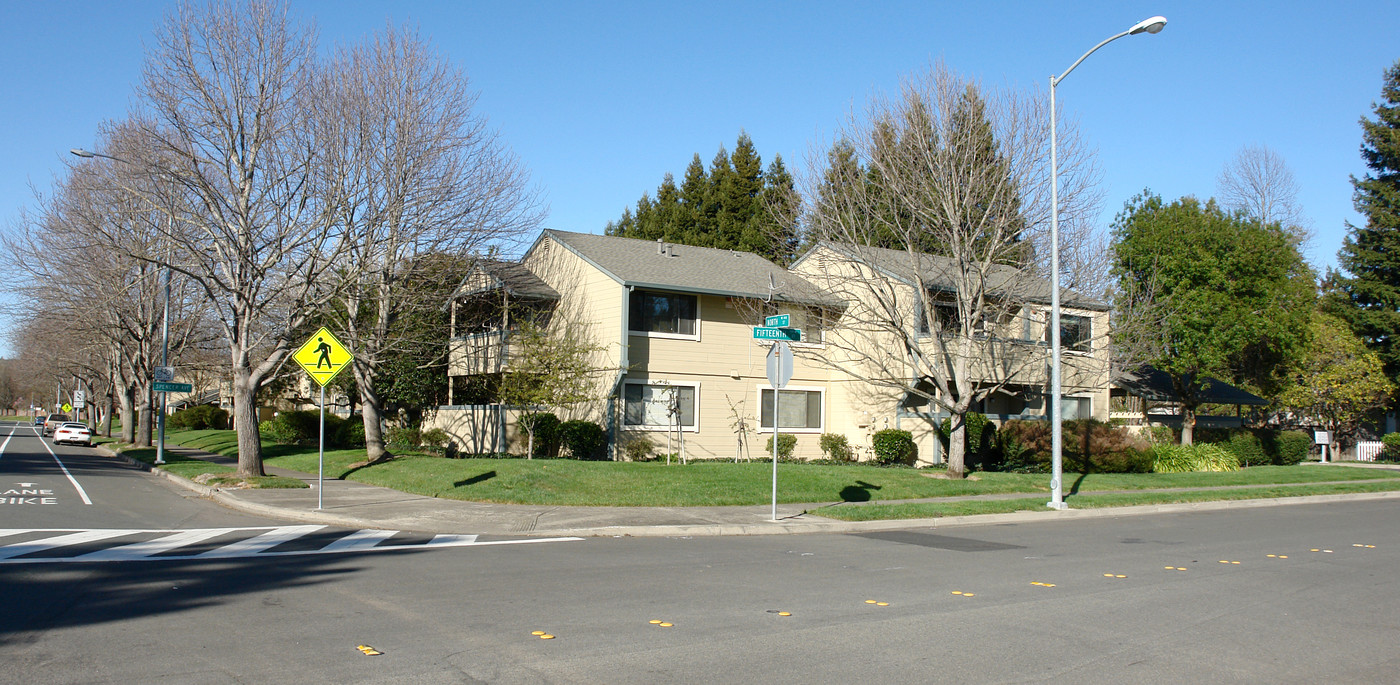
[133,0,344,477]
[1217,144,1310,245]
[312,25,542,464]
[795,63,1105,478]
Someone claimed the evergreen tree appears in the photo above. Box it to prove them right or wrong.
[1326,60,1400,393]
[605,133,801,263]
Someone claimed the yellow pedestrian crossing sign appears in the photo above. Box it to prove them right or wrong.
[294,328,352,387]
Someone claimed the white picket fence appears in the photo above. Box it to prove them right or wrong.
[1355,441,1384,462]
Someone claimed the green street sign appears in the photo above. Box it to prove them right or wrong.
[764,314,790,328]
[752,327,801,341]
[154,381,193,393]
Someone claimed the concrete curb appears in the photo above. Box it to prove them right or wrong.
[99,444,1400,537]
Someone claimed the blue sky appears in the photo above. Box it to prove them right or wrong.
[3,0,1398,352]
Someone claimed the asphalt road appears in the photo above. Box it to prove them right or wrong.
[2,417,1398,683]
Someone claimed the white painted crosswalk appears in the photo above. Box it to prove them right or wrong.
[0,526,582,564]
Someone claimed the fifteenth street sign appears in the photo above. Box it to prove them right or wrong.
[294,327,352,387]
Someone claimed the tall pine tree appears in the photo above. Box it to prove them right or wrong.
[1326,60,1400,394]
[605,133,801,264]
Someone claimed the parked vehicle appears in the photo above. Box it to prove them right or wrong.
[53,422,92,447]
[42,413,70,436]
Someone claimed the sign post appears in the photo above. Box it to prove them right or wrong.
[293,327,352,510]
[766,341,793,522]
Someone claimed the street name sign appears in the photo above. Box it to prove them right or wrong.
[294,328,353,387]
[764,314,790,328]
[752,327,801,341]
[154,381,193,393]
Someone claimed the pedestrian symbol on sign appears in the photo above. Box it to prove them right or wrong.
[293,328,352,387]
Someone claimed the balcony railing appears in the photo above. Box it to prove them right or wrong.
[449,330,520,376]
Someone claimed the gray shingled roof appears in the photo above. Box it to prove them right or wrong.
[538,230,838,307]
[1114,366,1268,406]
[797,241,1109,312]
[452,259,560,300]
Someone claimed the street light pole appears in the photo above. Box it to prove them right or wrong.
[71,147,174,464]
[1047,16,1166,511]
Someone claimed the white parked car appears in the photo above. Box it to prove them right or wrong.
[53,422,93,447]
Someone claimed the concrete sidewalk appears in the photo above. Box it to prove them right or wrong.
[107,445,1400,538]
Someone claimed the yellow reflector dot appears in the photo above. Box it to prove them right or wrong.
[865,600,878,604]
[659,623,673,627]
[1311,549,1320,552]
[1177,567,1186,571]
[1267,554,1276,558]
[951,591,963,595]
[963,593,975,597]
[778,612,791,617]
[532,631,545,635]
[877,602,889,606]
[1104,573,1114,577]
[1279,556,1287,559]
[540,634,555,640]
[1115,575,1126,578]
[649,620,662,625]
[1232,561,1240,565]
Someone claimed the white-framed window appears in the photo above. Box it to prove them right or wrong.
[623,380,698,431]
[1060,395,1092,421]
[629,289,699,339]
[759,385,824,432]
[1049,313,1092,353]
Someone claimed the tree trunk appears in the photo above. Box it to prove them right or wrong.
[526,425,535,460]
[119,383,136,444]
[946,412,967,479]
[231,367,265,478]
[135,385,153,448]
[101,387,114,438]
[354,363,391,464]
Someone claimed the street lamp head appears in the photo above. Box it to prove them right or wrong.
[70,148,96,158]
[1128,16,1167,35]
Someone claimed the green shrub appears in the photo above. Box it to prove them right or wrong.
[871,429,916,465]
[258,419,299,444]
[993,419,1149,473]
[764,434,798,459]
[559,420,607,460]
[169,404,230,430]
[421,428,451,455]
[518,412,561,457]
[1151,443,1241,473]
[1221,430,1270,467]
[257,410,323,445]
[335,418,366,448]
[1383,433,1400,458]
[622,434,655,461]
[1275,431,1311,465]
[386,426,422,449]
[819,433,854,462]
[938,413,997,469]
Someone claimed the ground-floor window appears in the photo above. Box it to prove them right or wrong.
[760,387,823,431]
[1061,395,1092,421]
[624,381,697,430]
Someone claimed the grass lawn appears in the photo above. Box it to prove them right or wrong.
[118,435,306,489]
[148,429,1400,508]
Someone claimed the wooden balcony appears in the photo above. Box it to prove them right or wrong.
[449,331,520,376]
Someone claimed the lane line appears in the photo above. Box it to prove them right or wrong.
[195,524,326,558]
[0,424,13,461]
[35,434,94,505]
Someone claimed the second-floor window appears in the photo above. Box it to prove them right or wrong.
[1051,314,1092,352]
[630,290,697,337]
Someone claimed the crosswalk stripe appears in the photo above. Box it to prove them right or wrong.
[318,528,401,552]
[0,529,144,560]
[75,528,234,561]
[195,525,326,559]
[0,526,582,563]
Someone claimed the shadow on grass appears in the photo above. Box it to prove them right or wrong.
[839,480,882,502]
[454,470,497,488]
